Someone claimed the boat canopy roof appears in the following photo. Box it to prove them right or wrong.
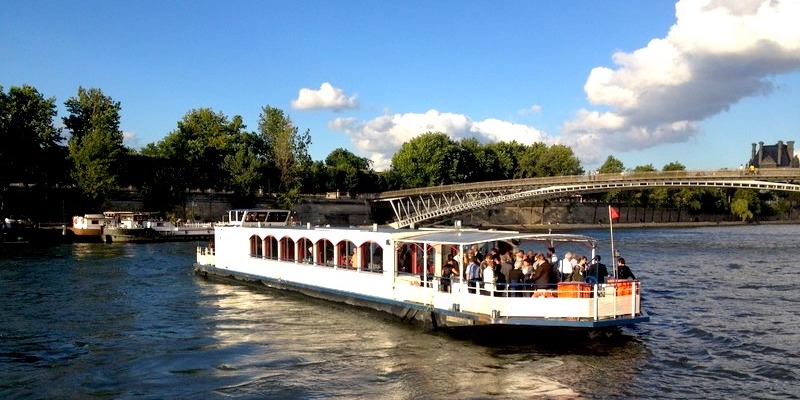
[394,229,597,247]
[226,209,291,225]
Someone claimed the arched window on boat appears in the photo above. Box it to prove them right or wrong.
[250,234,263,258]
[298,237,313,264]
[336,240,356,268]
[264,235,278,260]
[355,241,383,272]
[315,239,334,267]
[279,236,295,262]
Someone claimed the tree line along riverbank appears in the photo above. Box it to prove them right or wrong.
[3,184,799,230]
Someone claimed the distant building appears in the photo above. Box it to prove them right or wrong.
[750,141,799,168]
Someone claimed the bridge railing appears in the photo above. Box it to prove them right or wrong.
[374,168,800,200]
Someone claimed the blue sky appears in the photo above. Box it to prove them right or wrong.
[2,0,799,172]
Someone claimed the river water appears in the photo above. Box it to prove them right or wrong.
[1,224,798,399]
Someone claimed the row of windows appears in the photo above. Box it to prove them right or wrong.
[248,235,477,278]
[249,235,384,272]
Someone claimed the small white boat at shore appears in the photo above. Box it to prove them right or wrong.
[195,209,648,330]
[103,211,214,243]
[68,214,113,242]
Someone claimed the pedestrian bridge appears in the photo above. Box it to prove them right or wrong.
[373,168,800,228]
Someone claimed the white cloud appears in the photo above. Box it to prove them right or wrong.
[564,0,800,164]
[329,109,551,171]
[518,104,542,116]
[291,82,359,111]
[122,131,140,148]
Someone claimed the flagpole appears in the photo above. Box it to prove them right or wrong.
[609,205,617,279]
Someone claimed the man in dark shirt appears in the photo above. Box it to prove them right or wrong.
[616,257,636,280]
[529,253,552,290]
[586,255,609,284]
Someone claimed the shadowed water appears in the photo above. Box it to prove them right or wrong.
[1,224,798,399]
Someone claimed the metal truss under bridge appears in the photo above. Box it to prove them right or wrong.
[373,168,800,228]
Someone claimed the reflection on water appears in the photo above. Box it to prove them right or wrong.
[2,225,799,398]
[71,242,126,260]
[195,279,645,398]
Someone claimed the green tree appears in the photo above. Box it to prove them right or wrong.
[63,87,124,206]
[166,108,245,190]
[487,141,529,179]
[325,148,372,197]
[629,164,657,207]
[389,132,460,189]
[141,108,247,213]
[535,144,584,176]
[456,138,499,182]
[597,155,626,204]
[730,189,759,221]
[662,161,685,171]
[0,85,65,214]
[258,106,312,208]
[223,131,266,207]
[304,160,330,194]
[597,155,625,174]
[516,142,548,178]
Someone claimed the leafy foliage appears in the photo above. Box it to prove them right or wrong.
[731,189,758,221]
[597,155,625,174]
[0,85,66,214]
[63,87,124,206]
[258,106,312,208]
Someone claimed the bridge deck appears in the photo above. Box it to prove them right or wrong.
[374,168,800,228]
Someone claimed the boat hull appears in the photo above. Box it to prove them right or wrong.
[67,228,105,243]
[105,228,212,243]
[194,263,648,330]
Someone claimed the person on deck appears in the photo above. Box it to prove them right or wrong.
[499,250,514,288]
[529,253,552,290]
[482,257,496,295]
[507,262,525,297]
[585,255,608,284]
[514,250,525,270]
[616,257,636,280]
[470,244,484,263]
[559,252,574,282]
[440,259,456,292]
[466,256,481,294]
[571,256,587,282]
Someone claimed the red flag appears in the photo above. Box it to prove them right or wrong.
[609,206,620,221]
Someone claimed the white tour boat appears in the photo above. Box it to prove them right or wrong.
[195,209,648,330]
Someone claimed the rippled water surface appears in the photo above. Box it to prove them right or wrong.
[1,224,798,399]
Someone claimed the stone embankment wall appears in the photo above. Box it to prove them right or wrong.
[106,192,376,226]
[109,192,799,227]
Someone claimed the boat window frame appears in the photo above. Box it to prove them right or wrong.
[264,235,278,260]
[250,234,263,258]
[279,236,295,262]
[315,238,334,267]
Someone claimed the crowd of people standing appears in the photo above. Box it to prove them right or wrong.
[438,244,636,296]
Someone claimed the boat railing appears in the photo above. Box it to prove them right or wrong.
[177,221,215,229]
[428,278,639,297]
[196,245,215,266]
[197,245,215,256]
